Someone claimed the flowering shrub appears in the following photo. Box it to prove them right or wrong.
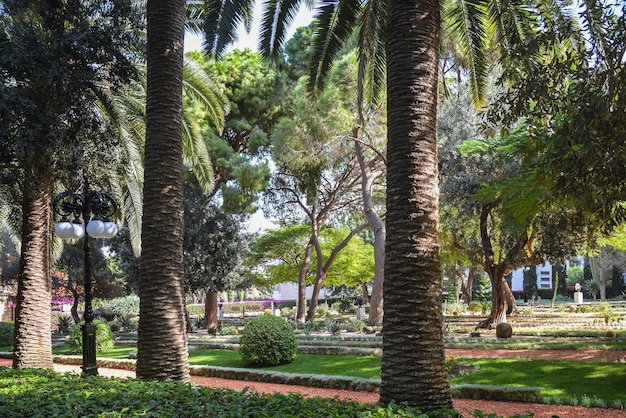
[446,357,455,373]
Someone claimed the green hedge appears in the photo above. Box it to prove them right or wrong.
[68,320,114,354]
[0,323,13,347]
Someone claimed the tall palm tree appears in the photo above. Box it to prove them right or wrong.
[136,0,189,382]
[377,1,452,409]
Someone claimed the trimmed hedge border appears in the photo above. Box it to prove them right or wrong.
[451,384,542,403]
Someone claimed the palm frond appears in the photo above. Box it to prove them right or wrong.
[445,0,489,106]
[487,0,535,55]
[186,0,206,36]
[203,0,255,57]
[307,0,362,94]
[259,0,313,59]
[357,0,386,120]
[122,174,144,257]
[182,55,228,132]
[182,109,215,195]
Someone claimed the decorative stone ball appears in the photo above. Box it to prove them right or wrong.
[496,323,513,339]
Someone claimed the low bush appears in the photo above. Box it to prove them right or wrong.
[186,304,204,317]
[220,325,239,336]
[239,315,297,366]
[115,314,138,332]
[68,320,114,354]
[467,301,482,315]
[54,314,73,333]
[0,322,13,346]
[344,319,366,333]
[98,295,140,318]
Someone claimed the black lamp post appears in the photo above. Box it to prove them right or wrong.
[53,177,119,376]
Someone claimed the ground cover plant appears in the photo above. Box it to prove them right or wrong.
[0,367,472,418]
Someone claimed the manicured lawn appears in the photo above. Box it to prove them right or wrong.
[48,345,626,406]
[451,358,626,406]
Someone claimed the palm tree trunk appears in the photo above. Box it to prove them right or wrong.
[137,0,189,382]
[380,0,452,410]
[13,165,54,370]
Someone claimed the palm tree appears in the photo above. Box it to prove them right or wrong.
[1,0,141,370]
[376,1,452,409]
[136,0,189,382]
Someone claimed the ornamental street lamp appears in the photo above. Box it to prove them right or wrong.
[53,178,119,376]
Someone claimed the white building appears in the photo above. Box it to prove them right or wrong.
[510,257,585,292]
[272,282,332,301]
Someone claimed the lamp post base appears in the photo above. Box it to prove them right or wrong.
[82,323,98,376]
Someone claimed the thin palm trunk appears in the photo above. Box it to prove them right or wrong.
[380,0,452,410]
[13,164,54,370]
[136,0,189,382]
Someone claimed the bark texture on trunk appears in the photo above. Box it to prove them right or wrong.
[137,0,189,382]
[380,0,452,410]
[205,292,219,331]
[13,165,54,370]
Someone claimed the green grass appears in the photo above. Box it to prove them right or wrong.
[53,345,136,359]
[49,344,626,407]
[451,358,626,405]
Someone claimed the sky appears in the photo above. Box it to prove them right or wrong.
[184,3,315,53]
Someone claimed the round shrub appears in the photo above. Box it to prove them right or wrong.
[68,320,114,354]
[0,322,14,347]
[239,315,297,366]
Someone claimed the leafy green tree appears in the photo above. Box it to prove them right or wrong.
[0,0,142,370]
[566,266,584,287]
[267,67,371,321]
[183,182,251,330]
[137,0,189,382]
[485,1,626,232]
[247,225,374,294]
[190,49,282,213]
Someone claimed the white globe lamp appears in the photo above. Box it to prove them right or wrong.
[55,221,74,239]
[86,219,105,238]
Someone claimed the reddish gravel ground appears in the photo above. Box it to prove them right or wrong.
[2,349,625,418]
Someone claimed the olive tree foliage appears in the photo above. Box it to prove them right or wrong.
[484,0,626,233]
[183,181,251,329]
[438,84,593,328]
